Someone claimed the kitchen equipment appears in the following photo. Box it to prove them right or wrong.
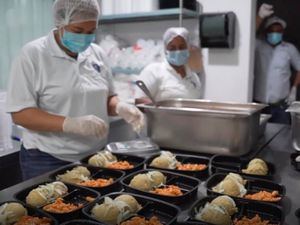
[136,80,157,106]
[138,99,266,156]
[286,102,300,151]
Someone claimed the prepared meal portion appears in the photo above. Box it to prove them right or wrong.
[150,185,183,196]
[88,151,134,170]
[212,173,247,197]
[150,151,207,171]
[129,171,166,192]
[210,195,238,216]
[245,191,281,202]
[43,198,83,214]
[150,151,178,169]
[56,166,114,188]
[195,202,231,225]
[13,216,52,225]
[212,173,281,203]
[91,195,141,225]
[242,158,269,176]
[56,166,91,184]
[120,216,163,225]
[233,214,276,225]
[0,202,28,225]
[194,195,237,225]
[26,182,68,207]
[129,171,184,197]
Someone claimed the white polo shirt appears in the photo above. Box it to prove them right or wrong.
[135,60,202,101]
[254,39,300,104]
[6,30,116,162]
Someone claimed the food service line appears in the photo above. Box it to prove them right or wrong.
[0,123,297,224]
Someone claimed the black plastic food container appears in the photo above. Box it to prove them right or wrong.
[0,200,59,225]
[121,169,200,206]
[180,196,284,225]
[14,180,99,222]
[206,173,285,205]
[49,164,125,194]
[82,192,180,225]
[81,152,146,175]
[210,155,275,180]
[61,219,103,225]
[146,152,209,180]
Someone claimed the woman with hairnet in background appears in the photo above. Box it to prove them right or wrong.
[135,27,204,104]
[6,0,144,180]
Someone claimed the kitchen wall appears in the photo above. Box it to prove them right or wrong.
[198,0,257,103]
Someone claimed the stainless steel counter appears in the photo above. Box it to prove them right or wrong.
[0,123,298,224]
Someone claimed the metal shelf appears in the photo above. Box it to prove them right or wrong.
[99,8,199,24]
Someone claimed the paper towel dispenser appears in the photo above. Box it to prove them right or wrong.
[199,12,236,48]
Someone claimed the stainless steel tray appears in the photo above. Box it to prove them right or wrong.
[138,99,266,156]
[287,102,300,151]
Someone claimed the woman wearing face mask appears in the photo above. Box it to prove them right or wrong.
[254,4,300,124]
[6,0,144,180]
[135,27,204,104]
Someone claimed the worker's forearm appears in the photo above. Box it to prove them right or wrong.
[256,16,263,32]
[12,108,65,132]
[293,72,300,87]
[107,95,119,116]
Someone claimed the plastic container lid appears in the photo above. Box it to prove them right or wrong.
[106,138,160,155]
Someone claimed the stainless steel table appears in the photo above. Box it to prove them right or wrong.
[0,123,298,225]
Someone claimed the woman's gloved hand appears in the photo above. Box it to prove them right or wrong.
[116,102,145,133]
[258,4,274,19]
[63,115,108,138]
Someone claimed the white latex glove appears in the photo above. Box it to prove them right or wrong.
[259,4,274,19]
[287,86,297,105]
[63,115,108,138]
[116,102,145,133]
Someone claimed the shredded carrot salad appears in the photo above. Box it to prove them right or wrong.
[107,161,134,170]
[176,163,207,171]
[43,198,83,213]
[14,216,52,225]
[120,216,163,225]
[245,191,281,202]
[233,214,277,225]
[79,178,113,187]
[151,185,183,196]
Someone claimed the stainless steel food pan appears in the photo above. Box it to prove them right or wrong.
[138,99,266,156]
[286,102,300,151]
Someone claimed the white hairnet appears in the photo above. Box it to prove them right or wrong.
[53,0,100,27]
[265,16,287,30]
[163,27,190,47]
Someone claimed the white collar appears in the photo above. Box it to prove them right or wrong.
[163,59,193,79]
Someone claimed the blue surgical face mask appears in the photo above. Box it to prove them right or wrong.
[166,49,190,66]
[267,32,283,46]
[61,29,96,53]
